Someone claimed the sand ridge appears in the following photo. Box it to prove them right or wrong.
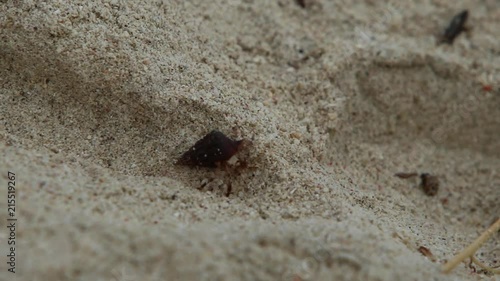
[0,0,499,280]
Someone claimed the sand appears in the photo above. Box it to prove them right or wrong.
[0,0,499,280]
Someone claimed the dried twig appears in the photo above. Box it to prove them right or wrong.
[471,256,500,274]
[442,218,500,274]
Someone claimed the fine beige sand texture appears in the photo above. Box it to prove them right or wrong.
[1,0,499,280]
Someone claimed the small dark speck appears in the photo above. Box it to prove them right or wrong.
[420,173,439,196]
[439,10,468,45]
[295,0,306,8]
[395,172,418,179]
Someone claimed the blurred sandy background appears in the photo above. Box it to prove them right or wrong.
[0,0,499,280]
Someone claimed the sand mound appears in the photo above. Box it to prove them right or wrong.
[1,1,499,280]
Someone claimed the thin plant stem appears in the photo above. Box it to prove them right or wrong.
[442,218,500,274]
[470,256,500,274]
